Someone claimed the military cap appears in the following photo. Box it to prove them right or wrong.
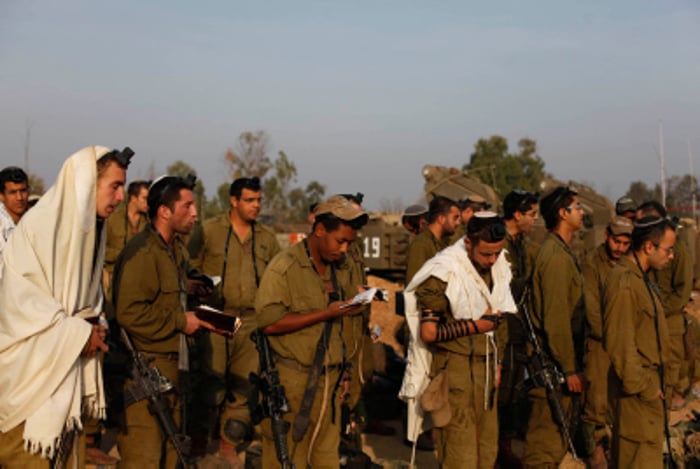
[615,197,637,215]
[608,216,634,236]
[314,196,368,222]
[403,204,428,217]
[460,194,490,210]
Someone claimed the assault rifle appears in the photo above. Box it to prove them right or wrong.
[250,329,295,469]
[518,292,578,460]
[121,329,190,466]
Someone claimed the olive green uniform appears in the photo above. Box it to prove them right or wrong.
[344,241,371,410]
[187,214,280,443]
[406,229,444,284]
[104,204,147,276]
[416,274,506,468]
[651,239,692,397]
[524,233,586,467]
[581,244,617,429]
[255,241,364,469]
[603,256,671,468]
[114,225,192,469]
[499,233,539,435]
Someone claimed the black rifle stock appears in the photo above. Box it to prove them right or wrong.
[250,329,295,469]
[518,291,578,460]
[120,329,190,466]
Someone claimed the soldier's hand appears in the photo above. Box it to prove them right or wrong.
[328,300,362,318]
[82,325,109,357]
[186,279,213,297]
[183,312,215,335]
[566,373,586,393]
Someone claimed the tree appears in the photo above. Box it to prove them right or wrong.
[666,174,698,218]
[224,130,272,179]
[166,161,207,217]
[28,173,45,196]
[624,181,657,208]
[220,131,326,224]
[462,135,548,196]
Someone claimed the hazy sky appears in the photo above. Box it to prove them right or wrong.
[1,1,699,210]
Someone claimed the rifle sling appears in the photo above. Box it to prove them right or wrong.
[292,319,334,442]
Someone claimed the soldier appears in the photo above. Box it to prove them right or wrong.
[255,197,368,468]
[523,186,587,467]
[498,189,540,461]
[0,166,29,259]
[401,204,428,236]
[114,175,213,468]
[187,176,280,466]
[104,179,149,281]
[0,146,130,467]
[406,196,460,283]
[615,196,637,221]
[406,212,515,468]
[603,216,674,468]
[581,216,633,466]
[449,194,490,244]
[637,201,693,410]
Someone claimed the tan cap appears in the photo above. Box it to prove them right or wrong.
[314,196,368,222]
[608,216,634,236]
[615,197,637,215]
[403,204,427,217]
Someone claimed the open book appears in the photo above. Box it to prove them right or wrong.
[195,305,242,338]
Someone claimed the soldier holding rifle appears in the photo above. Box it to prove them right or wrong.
[523,186,587,467]
[114,175,213,468]
[254,197,368,468]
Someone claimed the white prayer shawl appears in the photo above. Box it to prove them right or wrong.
[0,146,111,458]
[398,238,517,443]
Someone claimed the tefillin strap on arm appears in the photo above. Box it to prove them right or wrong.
[434,318,479,342]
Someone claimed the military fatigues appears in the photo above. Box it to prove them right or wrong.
[104,204,148,277]
[187,214,280,444]
[103,204,147,317]
[255,241,364,469]
[581,244,617,434]
[524,233,586,467]
[114,225,192,469]
[651,239,692,398]
[499,232,539,449]
[416,273,507,468]
[344,242,371,410]
[406,229,444,284]
[603,256,671,468]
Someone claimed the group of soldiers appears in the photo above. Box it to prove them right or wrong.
[0,146,375,469]
[0,145,695,469]
[399,188,694,468]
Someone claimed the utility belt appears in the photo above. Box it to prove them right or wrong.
[274,354,344,376]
